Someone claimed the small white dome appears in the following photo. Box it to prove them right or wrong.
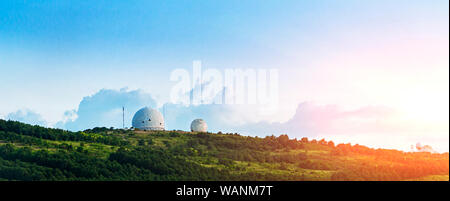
[190,119,207,132]
[132,107,164,131]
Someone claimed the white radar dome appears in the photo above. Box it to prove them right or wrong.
[132,107,165,131]
[190,119,207,132]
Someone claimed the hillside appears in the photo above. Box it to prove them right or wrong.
[0,119,448,181]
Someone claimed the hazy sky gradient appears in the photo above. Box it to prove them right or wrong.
[0,0,448,151]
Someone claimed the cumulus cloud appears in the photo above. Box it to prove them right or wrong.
[5,109,48,127]
[35,86,445,151]
[54,84,264,132]
[56,88,157,131]
[57,86,402,137]
[233,102,398,137]
[164,81,283,132]
[162,101,400,139]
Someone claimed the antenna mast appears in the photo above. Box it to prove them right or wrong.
[122,106,125,129]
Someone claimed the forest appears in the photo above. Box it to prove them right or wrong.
[0,119,448,181]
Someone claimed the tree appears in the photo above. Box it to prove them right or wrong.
[278,134,290,146]
[327,141,335,147]
[300,137,308,143]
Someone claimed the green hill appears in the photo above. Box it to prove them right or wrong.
[0,119,448,181]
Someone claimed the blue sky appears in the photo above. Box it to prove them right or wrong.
[0,0,448,152]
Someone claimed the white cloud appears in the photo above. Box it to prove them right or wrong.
[56,88,158,131]
[5,109,48,127]
[7,86,445,152]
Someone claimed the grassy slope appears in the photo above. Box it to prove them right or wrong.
[0,122,448,181]
[405,175,449,181]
